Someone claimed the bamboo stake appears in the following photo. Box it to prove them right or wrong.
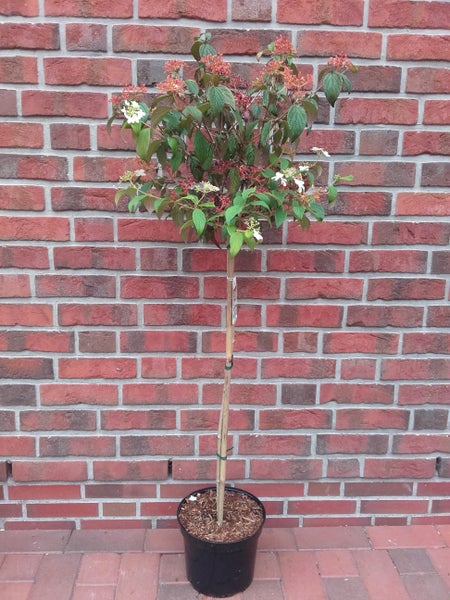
[216,249,235,526]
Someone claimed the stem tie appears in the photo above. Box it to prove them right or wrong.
[224,356,234,370]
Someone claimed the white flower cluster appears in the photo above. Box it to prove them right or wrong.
[121,100,146,124]
[192,182,221,194]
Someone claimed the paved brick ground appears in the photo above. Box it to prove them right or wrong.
[0,525,449,599]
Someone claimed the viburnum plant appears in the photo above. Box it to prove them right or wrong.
[109,33,356,528]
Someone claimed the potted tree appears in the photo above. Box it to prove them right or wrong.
[109,33,356,597]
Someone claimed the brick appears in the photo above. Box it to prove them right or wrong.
[286,277,363,300]
[350,249,427,272]
[336,409,409,431]
[50,124,90,150]
[79,331,116,354]
[93,460,169,482]
[362,499,429,515]
[0,123,43,148]
[75,218,114,242]
[404,333,450,354]
[205,28,284,55]
[388,35,450,61]
[0,89,17,116]
[40,436,116,457]
[120,435,193,456]
[117,218,183,242]
[337,99,418,125]
[203,329,277,353]
[0,274,30,298]
[0,384,36,406]
[0,357,53,380]
[85,484,156,499]
[345,482,413,497]
[297,31,381,58]
[58,304,137,326]
[364,458,435,479]
[398,384,450,406]
[0,155,68,181]
[113,25,200,53]
[354,549,411,600]
[335,161,416,186]
[278,0,363,24]
[8,485,81,500]
[0,330,73,353]
[432,251,450,273]
[340,358,377,381]
[54,246,136,270]
[27,502,98,518]
[0,436,35,456]
[0,304,53,327]
[115,554,159,600]
[324,332,399,354]
[45,0,133,17]
[180,407,254,431]
[0,0,39,16]
[0,56,38,83]
[347,306,423,328]
[141,248,178,271]
[102,409,176,430]
[279,551,326,599]
[372,221,449,245]
[238,434,311,455]
[139,0,226,20]
[289,499,357,516]
[392,434,450,454]
[0,185,45,211]
[0,23,59,49]
[351,66,402,93]
[232,0,272,21]
[0,245,48,268]
[403,132,450,156]
[13,460,87,482]
[283,332,318,353]
[36,275,115,297]
[327,459,361,478]
[141,357,177,379]
[52,187,116,211]
[250,458,322,480]
[320,383,394,405]
[360,130,399,155]
[407,68,450,94]
[261,357,336,379]
[288,221,367,245]
[181,356,256,379]
[424,100,450,125]
[259,408,332,430]
[368,278,446,301]
[59,358,137,379]
[267,305,343,328]
[121,276,199,299]
[422,162,450,187]
[123,382,198,405]
[22,91,108,118]
[402,573,450,600]
[381,358,450,381]
[317,434,389,455]
[369,0,450,27]
[332,192,392,216]
[44,57,131,86]
[66,23,107,51]
[20,409,96,431]
[428,307,450,327]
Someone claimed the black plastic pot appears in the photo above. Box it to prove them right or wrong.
[177,486,266,598]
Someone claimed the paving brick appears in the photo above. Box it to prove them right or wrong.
[253,551,281,579]
[353,549,410,600]
[66,529,145,552]
[144,528,184,552]
[72,586,116,600]
[28,554,81,600]
[436,525,450,546]
[0,553,42,580]
[0,530,70,552]
[158,582,203,599]
[315,549,358,577]
[322,577,370,600]
[388,548,436,574]
[259,528,297,551]
[295,526,370,549]
[159,553,187,583]
[0,582,33,600]
[76,553,121,584]
[367,525,445,548]
[116,553,160,600]
[279,551,326,600]
[401,573,450,600]
[426,548,450,586]
[241,579,284,599]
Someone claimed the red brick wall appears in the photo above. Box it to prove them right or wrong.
[1,0,449,529]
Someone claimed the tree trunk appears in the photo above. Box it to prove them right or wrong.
[216,249,235,526]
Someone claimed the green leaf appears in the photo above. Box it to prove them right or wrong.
[193,131,213,170]
[170,149,183,172]
[275,206,287,228]
[136,127,151,162]
[185,79,199,95]
[225,204,243,224]
[192,208,207,236]
[310,201,325,221]
[327,185,338,204]
[323,71,343,107]
[244,144,256,165]
[207,85,235,114]
[292,200,305,221]
[183,105,203,122]
[229,231,244,257]
[261,120,272,146]
[287,105,307,141]
[150,105,171,128]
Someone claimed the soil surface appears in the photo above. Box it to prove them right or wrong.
[178,488,265,543]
